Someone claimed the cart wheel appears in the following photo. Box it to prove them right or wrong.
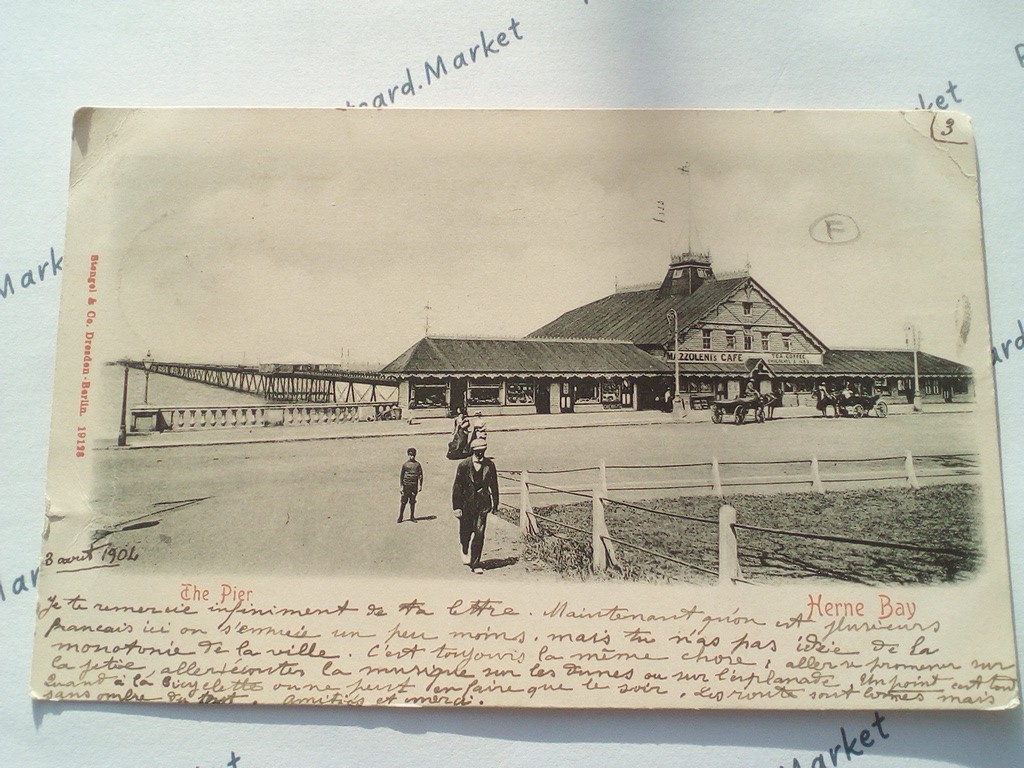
[711,406,722,424]
[875,401,889,418]
[853,404,865,418]
[734,405,745,425]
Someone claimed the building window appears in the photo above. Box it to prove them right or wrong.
[702,329,712,350]
[782,334,791,351]
[743,328,753,351]
[600,380,622,404]
[574,379,600,403]
[726,332,736,349]
[505,380,535,405]
[467,378,501,406]
[411,383,447,409]
[743,301,752,315]
[760,332,769,351]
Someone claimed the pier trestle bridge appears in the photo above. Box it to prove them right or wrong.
[122,360,400,404]
[117,360,404,437]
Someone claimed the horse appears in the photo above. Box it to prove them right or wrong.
[812,388,840,418]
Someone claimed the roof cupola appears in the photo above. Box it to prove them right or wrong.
[656,251,714,299]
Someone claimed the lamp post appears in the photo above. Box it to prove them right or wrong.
[143,350,153,405]
[904,323,922,413]
[667,309,683,417]
[117,362,129,447]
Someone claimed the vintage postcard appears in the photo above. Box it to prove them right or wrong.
[32,109,1017,709]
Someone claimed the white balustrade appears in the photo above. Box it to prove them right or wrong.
[130,402,397,433]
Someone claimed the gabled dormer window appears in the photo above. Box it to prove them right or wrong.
[742,302,752,315]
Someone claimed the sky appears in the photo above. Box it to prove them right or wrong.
[61,108,989,372]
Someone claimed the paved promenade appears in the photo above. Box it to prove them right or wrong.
[116,402,974,450]
[90,404,982,582]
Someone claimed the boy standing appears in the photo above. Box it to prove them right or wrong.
[398,447,423,523]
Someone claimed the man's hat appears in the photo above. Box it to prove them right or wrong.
[470,438,487,451]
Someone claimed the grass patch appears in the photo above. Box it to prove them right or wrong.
[511,484,982,585]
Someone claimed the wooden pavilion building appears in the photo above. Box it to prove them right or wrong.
[382,252,974,416]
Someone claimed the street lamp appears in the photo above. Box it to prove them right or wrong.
[667,309,683,417]
[143,350,154,405]
[117,361,129,447]
[904,323,922,413]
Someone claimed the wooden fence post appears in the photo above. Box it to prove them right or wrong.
[905,452,920,489]
[810,455,825,494]
[592,461,618,572]
[719,504,742,585]
[520,470,539,536]
[711,457,723,497]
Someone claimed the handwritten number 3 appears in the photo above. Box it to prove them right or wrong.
[940,118,954,136]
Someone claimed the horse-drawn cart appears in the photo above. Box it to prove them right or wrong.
[814,390,889,418]
[836,393,888,418]
[711,394,768,425]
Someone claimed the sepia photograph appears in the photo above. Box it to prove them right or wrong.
[73,109,986,585]
[32,109,1017,709]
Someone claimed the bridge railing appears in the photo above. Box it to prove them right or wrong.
[130,402,402,433]
[119,360,400,403]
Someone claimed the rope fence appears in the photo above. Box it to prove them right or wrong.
[731,521,973,557]
[599,497,716,526]
[508,451,980,584]
[604,535,720,578]
[605,461,712,470]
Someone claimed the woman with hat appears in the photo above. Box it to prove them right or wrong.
[446,408,471,460]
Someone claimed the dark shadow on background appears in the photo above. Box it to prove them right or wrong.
[34,700,1024,767]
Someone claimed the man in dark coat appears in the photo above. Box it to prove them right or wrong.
[398,447,423,523]
[451,437,499,574]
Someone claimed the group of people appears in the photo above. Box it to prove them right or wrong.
[815,380,859,401]
[396,408,498,575]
